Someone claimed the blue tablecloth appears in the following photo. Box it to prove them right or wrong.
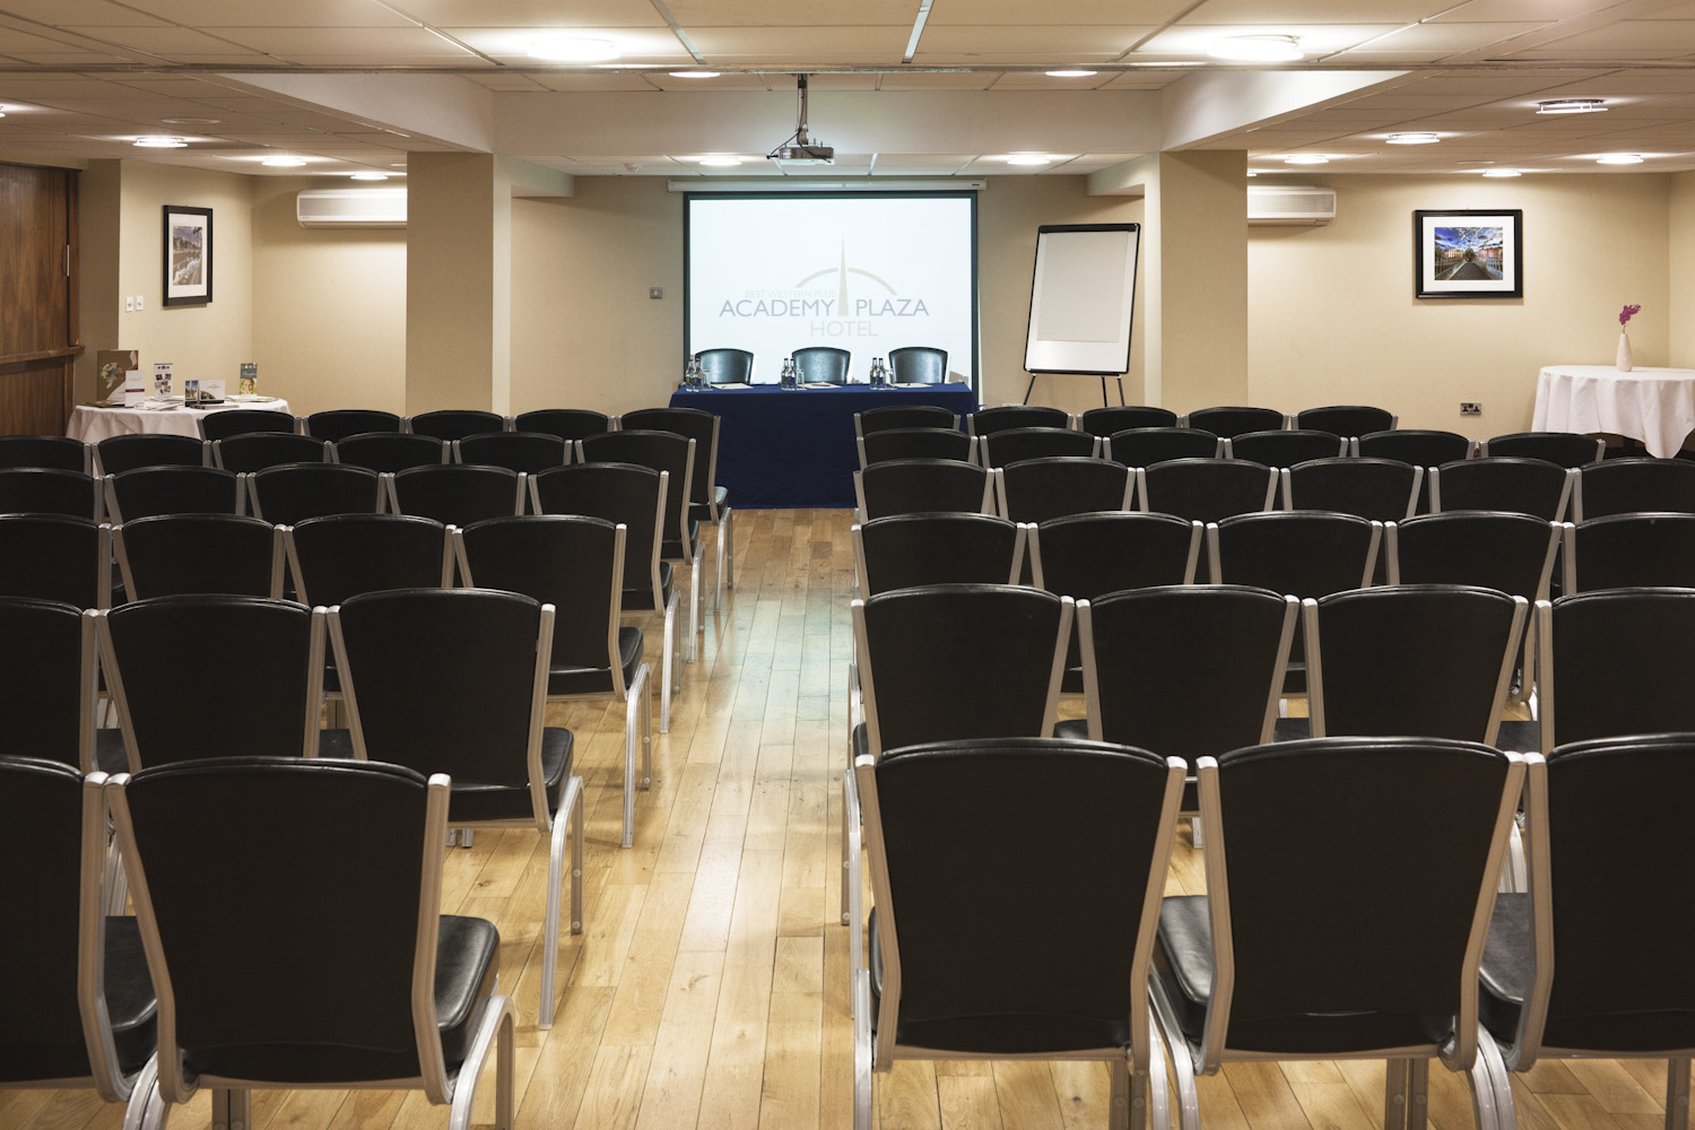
[670,383,978,509]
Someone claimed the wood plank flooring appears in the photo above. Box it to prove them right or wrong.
[2,507,1673,1129]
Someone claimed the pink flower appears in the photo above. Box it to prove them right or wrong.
[1619,303,1642,327]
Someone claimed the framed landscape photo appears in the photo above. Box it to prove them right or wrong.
[1413,209,1522,299]
[162,205,213,306]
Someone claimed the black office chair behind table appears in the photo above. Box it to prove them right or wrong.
[885,345,948,385]
[694,348,754,386]
[792,346,851,385]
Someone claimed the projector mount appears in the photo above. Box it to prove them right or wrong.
[767,74,835,164]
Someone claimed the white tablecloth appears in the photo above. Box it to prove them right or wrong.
[66,399,292,444]
[1532,365,1695,459]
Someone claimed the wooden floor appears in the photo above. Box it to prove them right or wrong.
[2,507,1676,1129]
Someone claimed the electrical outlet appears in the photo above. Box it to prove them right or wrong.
[124,295,135,312]
[1460,402,1482,416]
[134,295,144,311]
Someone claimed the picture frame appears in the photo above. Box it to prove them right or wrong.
[162,205,213,306]
[1413,209,1522,299]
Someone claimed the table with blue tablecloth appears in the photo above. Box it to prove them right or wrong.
[670,383,977,508]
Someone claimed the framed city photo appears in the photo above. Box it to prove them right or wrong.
[1413,209,1522,299]
[162,205,213,306]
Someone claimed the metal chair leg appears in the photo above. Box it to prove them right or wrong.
[853,970,874,1130]
[540,775,583,1025]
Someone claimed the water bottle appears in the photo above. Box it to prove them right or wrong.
[871,357,886,388]
[689,357,703,388]
[680,357,693,390]
[782,357,796,389]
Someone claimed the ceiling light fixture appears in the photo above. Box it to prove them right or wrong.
[669,70,720,78]
[349,172,390,181]
[261,155,307,167]
[697,155,742,167]
[1595,153,1644,165]
[1045,68,1097,78]
[526,34,619,63]
[1004,153,1053,166]
[161,116,220,125]
[1481,168,1522,178]
[133,136,187,148]
[1536,98,1606,115]
[1386,132,1440,145]
[1283,154,1329,165]
[1208,34,1303,63]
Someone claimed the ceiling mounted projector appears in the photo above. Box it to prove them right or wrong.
[768,74,834,165]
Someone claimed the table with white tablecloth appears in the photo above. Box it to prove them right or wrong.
[1532,365,1695,459]
[66,398,293,444]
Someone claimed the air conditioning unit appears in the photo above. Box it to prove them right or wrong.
[296,187,407,229]
[1247,184,1336,226]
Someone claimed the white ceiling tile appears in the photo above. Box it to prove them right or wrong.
[530,72,661,92]
[446,27,690,61]
[874,72,1000,90]
[69,26,267,55]
[1434,0,1621,20]
[801,74,877,90]
[927,0,1190,24]
[199,26,474,56]
[0,0,169,25]
[915,26,1152,55]
[1182,0,1445,20]
[665,0,916,26]
[118,0,413,27]
[684,25,908,58]
[1136,24,1408,57]
[394,0,666,27]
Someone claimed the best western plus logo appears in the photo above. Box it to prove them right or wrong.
[717,242,930,337]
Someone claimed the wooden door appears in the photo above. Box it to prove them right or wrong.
[0,163,77,436]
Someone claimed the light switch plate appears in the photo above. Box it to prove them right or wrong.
[124,295,135,312]
[134,295,144,311]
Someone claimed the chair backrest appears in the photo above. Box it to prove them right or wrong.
[998,457,1132,523]
[855,404,958,437]
[1283,457,1421,521]
[1356,428,1473,467]
[285,513,451,607]
[886,346,948,385]
[108,758,448,1098]
[1482,431,1604,468]
[335,431,449,473]
[852,513,1023,596]
[115,514,283,600]
[212,432,331,474]
[95,434,205,476]
[1078,405,1177,437]
[859,738,1181,1063]
[408,409,506,442]
[1079,585,1294,764]
[694,348,754,385]
[198,408,296,443]
[1139,458,1277,523]
[859,427,974,467]
[454,431,567,474]
[332,588,548,789]
[99,596,322,766]
[1029,511,1200,597]
[1565,512,1695,592]
[0,467,98,519]
[1576,458,1695,521]
[792,346,851,383]
[979,426,1097,469]
[0,514,109,608]
[1308,584,1524,744]
[1195,738,1517,1062]
[855,584,1070,757]
[1210,511,1380,598]
[248,462,382,525]
[388,464,522,527]
[1183,405,1286,439]
[967,405,1069,436]
[106,465,240,523]
[578,430,694,549]
[1226,429,1345,470]
[620,406,720,507]
[1106,427,1221,467]
[0,434,88,472]
[456,515,624,685]
[1431,457,1572,520]
[304,408,402,441]
[0,597,95,769]
[1295,405,1396,437]
[1388,511,1559,602]
[513,408,613,444]
[1540,588,1695,751]
[528,462,665,599]
[854,459,993,519]
[0,757,121,1089]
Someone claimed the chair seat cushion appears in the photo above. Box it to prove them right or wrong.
[447,726,574,823]
[1494,719,1539,753]
[1053,718,1089,741]
[661,520,702,560]
[96,727,130,774]
[548,627,643,697]
[622,563,674,611]
[869,907,1131,1055]
[1479,892,1531,1043]
[317,728,355,758]
[1273,716,1311,742]
[434,914,501,1073]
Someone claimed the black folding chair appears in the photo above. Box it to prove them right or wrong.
[854,404,957,437]
[303,408,402,442]
[454,431,567,475]
[95,434,205,476]
[1481,430,1604,467]
[0,596,103,771]
[0,513,111,608]
[1430,457,1573,521]
[1107,427,1222,468]
[998,457,1133,523]
[513,408,611,454]
[1181,405,1286,438]
[852,512,1023,597]
[197,408,296,442]
[1225,429,1344,469]
[1282,457,1421,521]
[387,464,524,528]
[856,427,975,468]
[967,405,1069,436]
[104,466,241,523]
[247,462,383,524]
[335,431,449,473]
[211,432,330,473]
[1295,404,1396,437]
[409,409,506,441]
[1575,458,1695,521]
[1138,458,1278,523]
[114,514,284,600]
[284,514,453,608]
[621,406,736,612]
[0,434,89,472]
[978,426,1097,469]
[854,459,995,520]
[1563,512,1695,592]
[1079,405,1177,437]
[0,467,99,519]
[1356,428,1473,466]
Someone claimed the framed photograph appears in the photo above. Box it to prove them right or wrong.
[162,205,213,306]
[1414,209,1522,299]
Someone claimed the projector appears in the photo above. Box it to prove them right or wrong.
[770,143,834,165]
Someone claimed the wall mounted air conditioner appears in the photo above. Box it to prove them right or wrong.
[296,187,407,229]
[1247,184,1336,226]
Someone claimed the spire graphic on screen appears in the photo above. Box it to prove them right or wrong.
[793,241,898,313]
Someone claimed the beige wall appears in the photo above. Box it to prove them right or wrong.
[1248,173,1673,434]
[250,177,406,416]
[1671,171,1695,370]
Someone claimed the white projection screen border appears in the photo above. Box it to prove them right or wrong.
[1023,223,1141,378]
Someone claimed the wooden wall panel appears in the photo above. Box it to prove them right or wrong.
[0,361,74,435]
[0,162,77,435]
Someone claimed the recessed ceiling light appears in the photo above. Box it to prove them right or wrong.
[1596,153,1644,165]
[696,155,742,167]
[1386,132,1440,145]
[261,155,307,167]
[1208,34,1303,63]
[1246,170,1258,177]
[133,136,187,148]
[1004,153,1054,166]
[1283,154,1330,165]
[669,70,720,78]
[1536,98,1607,116]
[1481,168,1522,178]
[161,116,220,125]
[526,34,619,62]
[1045,68,1097,78]
[349,172,389,181]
